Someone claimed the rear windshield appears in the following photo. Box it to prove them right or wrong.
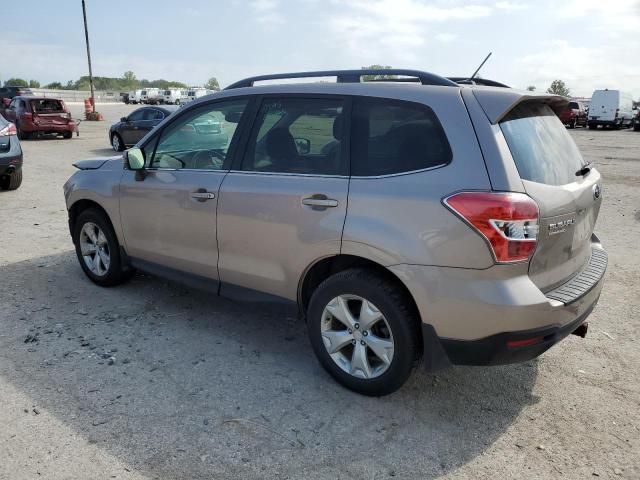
[500,103,587,186]
[30,99,64,113]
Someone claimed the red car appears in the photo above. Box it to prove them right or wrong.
[1,96,76,139]
[558,100,588,129]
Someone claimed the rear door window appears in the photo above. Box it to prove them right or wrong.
[500,103,587,186]
[350,97,452,176]
[241,97,345,175]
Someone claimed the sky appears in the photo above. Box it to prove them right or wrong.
[1,0,639,98]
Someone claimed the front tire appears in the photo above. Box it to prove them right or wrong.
[63,131,73,139]
[307,269,421,396]
[73,208,134,287]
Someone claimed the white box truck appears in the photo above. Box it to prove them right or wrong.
[588,89,634,129]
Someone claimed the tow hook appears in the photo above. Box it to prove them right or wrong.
[572,322,589,338]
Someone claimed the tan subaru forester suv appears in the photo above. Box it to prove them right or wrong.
[64,69,607,396]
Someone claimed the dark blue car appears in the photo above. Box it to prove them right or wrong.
[109,105,178,151]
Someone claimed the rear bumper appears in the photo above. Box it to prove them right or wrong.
[435,301,596,366]
[389,238,607,368]
[23,120,76,133]
[0,139,23,172]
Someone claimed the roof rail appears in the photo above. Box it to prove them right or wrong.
[447,77,510,88]
[225,69,458,90]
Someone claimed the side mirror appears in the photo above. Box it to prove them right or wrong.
[294,137,311,155]
[120,116,128,122]
[125,147,145,170]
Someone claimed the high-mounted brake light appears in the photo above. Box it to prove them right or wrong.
[0,123,17,137]
[444,192,539,263]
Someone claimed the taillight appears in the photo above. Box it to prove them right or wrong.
[444,192,539,263]
[0,123,17,136]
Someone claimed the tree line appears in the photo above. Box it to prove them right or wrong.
[2,71,220,92]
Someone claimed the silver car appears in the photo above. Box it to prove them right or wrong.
[64,69,607,396]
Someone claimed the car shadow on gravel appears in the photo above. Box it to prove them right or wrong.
[0,252,540,479]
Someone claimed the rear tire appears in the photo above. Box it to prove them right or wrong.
[16,122,29,140]
[73,208,135,287]
[588,124,596,130]
[569,118,576,129]
[307,268,421,396]
[0,169,22,190]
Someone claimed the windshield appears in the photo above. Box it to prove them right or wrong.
[500,103,587,186]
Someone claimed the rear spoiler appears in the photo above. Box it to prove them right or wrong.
[471,88,569,124]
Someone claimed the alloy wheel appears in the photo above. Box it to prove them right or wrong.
[79,222,110,276]
[320,295,395,379]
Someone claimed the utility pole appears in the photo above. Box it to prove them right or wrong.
[81,0,95,112]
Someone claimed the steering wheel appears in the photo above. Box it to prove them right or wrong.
[192,150,223,170]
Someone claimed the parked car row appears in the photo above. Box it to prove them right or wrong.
[65,68,607,396]
[125,88,216,105]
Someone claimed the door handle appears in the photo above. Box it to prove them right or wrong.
[191,190,216,201]
[302,195,338,209]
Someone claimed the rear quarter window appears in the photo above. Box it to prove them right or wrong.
[500,103,586,186]
[351,97,451,176]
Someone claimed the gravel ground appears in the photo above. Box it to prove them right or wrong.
[0,104,638,480]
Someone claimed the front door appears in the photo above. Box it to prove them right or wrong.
[217,95,349,301]
[118,98,250,283]
[120,108,147,146]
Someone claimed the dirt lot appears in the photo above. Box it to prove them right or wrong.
[0,103,638,480]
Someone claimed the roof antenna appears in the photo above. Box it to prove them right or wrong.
[468,52,492,83]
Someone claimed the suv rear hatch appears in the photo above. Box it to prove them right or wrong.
[499,101,602,292]
[30,99,71,126]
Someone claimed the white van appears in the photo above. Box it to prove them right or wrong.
[180,88,208,104]
[129,90,143,104]
[140,88,160,104]
[588,89,634,129]
[163,89,186,105]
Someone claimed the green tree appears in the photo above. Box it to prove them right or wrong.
[526,85,536,91]
[361,65,397,81]
[204,77,220,91]
[122,70,137,88]
[546,79,570,97]
[44,82,63,89]
[28,79,40,88]
[4,78,29,87]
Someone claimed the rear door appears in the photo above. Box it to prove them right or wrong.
[590,91,617,122]
[217,95,349,301]
[499,102,603,291]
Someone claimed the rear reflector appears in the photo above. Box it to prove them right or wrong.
[0,123,17,137]
[507,336,544,349]
[444,192,539,263]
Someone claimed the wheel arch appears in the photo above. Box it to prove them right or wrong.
[298,254,422,323]
[68,199,118,245]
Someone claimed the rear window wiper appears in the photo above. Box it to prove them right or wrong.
[575,162,592,177]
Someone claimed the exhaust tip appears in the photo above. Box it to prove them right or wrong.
[572,322,588,338]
